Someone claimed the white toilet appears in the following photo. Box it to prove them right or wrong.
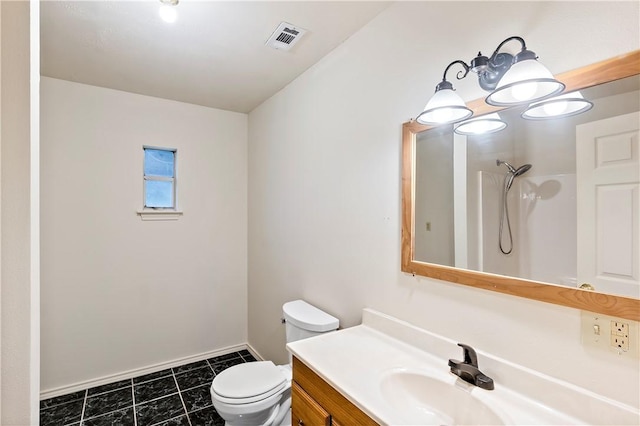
[210,300,339,426]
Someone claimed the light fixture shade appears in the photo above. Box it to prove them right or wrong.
[521,91,593,120]
[416,88,473,125]
[486,59,565,106]
[159,4,178,23]
[454,113,507,135]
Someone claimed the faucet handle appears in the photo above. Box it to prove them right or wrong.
[457,343,478,367]
[476,374,495,390]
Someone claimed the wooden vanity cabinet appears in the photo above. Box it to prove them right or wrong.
[292,382,330,426]
[291,356,379,426]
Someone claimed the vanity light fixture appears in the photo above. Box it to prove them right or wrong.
[521,91,594,120]
[416,60,474,126]
[159,0,179,24]
[484,37,565,106]
[416,36,566,127]
[454,113,507,135]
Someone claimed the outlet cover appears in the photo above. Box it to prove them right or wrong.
[581,312,639,358]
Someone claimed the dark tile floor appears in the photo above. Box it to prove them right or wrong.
[40,350,256,426]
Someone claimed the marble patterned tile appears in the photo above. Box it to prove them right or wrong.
[206,352,242,365]
[172,360,210,374]
[40,390,86,410]
[240,353,257,362]
[87,379,132,397]
[136,394,186,426]
[134,376,178,404]
[181,384,213,413]
[153,414,191,426]
[133,368,173,385]
[209,357,244,375]
[238,349,253,358]
[175,367,214,392]
[83,387,133,420]
[187,406,225,426]
[40,398,84,426]
[81,407,134,426]
[38,350,260,426]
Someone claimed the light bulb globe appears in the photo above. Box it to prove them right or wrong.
[159,5,177,23]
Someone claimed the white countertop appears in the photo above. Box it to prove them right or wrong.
[287,309,640,425]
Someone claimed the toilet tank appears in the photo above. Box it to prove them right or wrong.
[282,300,339,344]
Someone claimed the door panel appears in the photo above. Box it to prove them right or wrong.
[577,112,640,298]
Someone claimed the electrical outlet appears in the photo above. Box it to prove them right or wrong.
[611,334,630,351]
[581,312,639,357]
[611,321,629,336]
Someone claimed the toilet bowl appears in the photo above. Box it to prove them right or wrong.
[210,300,339,426]
[211,361,292,426]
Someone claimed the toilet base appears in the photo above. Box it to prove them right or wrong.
[223,408,291,426]
[212,382,291,426]
[280,409,292,426]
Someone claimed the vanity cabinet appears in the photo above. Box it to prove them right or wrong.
[292,382,330,426]
[292,356,379,426]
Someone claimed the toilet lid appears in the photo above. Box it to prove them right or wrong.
[212,361,286,401]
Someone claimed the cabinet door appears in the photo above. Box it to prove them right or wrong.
[292,381,331,426]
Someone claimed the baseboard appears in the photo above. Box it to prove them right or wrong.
[40,343,258,400]
[245,342,265,362]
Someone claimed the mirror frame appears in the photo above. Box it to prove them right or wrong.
[402,50,640,321]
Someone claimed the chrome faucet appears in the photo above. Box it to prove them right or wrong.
[448,343,494,390]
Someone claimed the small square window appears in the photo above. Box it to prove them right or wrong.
[144,147,176,209]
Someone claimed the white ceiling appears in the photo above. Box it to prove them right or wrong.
[40,1,391,113]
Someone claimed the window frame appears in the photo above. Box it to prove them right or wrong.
[138,145,182,220]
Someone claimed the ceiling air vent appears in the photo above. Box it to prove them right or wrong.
[266,22,307,51]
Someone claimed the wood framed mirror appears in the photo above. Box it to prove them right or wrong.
[402,50,640,321]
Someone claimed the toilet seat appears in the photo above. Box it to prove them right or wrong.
[211,361,287,405]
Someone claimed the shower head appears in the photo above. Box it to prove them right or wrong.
[513,163,532,177]
[496,159,532,177]
[497,159,532,191]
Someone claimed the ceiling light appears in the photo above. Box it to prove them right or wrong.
[417,36,576,127]
[159,0,178,24]
[454,113,507,135]
[521,91,594,120]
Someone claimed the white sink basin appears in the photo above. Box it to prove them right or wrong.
[288,310,639,425]
[379,370,504,425]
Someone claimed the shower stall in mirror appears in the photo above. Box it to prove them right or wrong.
[414,75,640,297]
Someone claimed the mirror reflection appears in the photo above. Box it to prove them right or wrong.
[414,75,640,298]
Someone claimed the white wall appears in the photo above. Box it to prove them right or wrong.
[40,78,248,392]
[415,129,454,265]
[248,1,640,409]
[1,0,39,423]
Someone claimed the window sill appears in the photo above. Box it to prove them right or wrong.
[137,210,183,221]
